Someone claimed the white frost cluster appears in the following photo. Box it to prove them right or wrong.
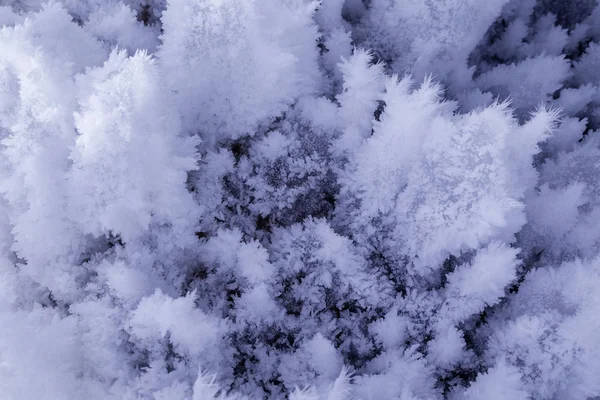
[1,0,600,399]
